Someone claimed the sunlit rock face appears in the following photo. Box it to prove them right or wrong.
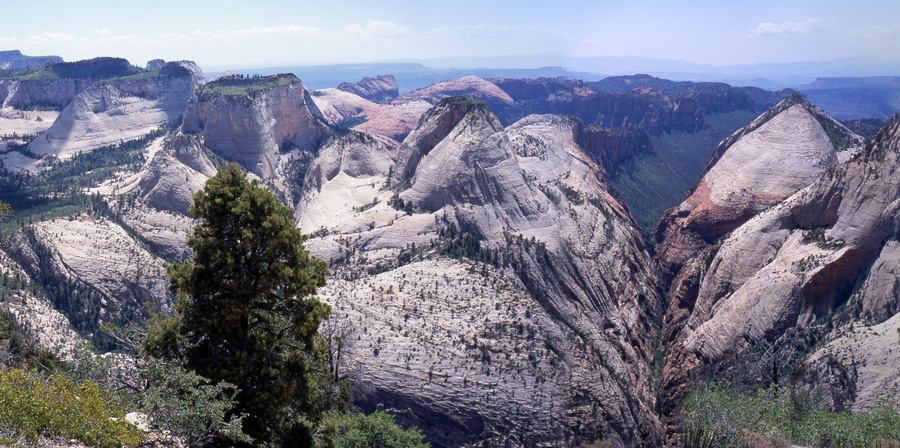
[296,97,664,446]
[337,74,399,103]
[181,74,330,180]
[657,101,900,445]
[27,75,197,160]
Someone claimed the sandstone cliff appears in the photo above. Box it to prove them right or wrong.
[181,74,329,179]
[311,87,430,151]
[0,78,94,110]
[655,96,880,444]
[26,72,197,160]
[337,74,399,103]
[296,98,664,446]
[577,125,654,174]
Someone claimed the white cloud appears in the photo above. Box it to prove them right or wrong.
[341,19,411,42]
[750,18,823,37]
[27,32,77,43]
[233,25,325,39]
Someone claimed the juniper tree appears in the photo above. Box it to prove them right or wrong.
[166,163,331,445]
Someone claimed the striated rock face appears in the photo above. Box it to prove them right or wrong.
[337,74,399,103]
[656,102,891,444]
[181,74,329,179]
[394,76,516,124]
[146,59,166,70]
[0,248,87,358]
[4,216,175,342]
[310,88,430,151]
[0,78,94,110]
[135,134,218,214]
[26,74,196,159]
[298,98,663,446]
[655,94,863,283]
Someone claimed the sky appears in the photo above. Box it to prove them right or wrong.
[1,0,899,71]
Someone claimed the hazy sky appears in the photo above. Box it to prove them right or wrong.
[2,0,899,70]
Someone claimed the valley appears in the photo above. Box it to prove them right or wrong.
[1,52,900,448]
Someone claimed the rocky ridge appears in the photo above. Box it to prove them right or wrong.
[337,74,399,103]
[296,98,663,446]
[656,99,892,444]
[0,50,62,70]
[311,87,431,151]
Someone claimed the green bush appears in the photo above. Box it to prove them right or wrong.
[318,411,429,448]
[0,369,143,447]
[140,359,251,446]
[683,380,900,448]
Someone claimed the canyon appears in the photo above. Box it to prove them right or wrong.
[1,54,899,447]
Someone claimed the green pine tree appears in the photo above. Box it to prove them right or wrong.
[167,163,331,445]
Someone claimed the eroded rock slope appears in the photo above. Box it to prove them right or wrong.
[656,97,900,444]
[296,97,663,446]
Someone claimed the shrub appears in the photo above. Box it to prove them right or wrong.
[140,359,251,446]
[683,380,900,448]
[0,369,143,448]
[317,411,429,448]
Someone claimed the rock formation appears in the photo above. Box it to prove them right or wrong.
[337,74,399,103]
[27,72,196,159]
[577,125,654,173]
[0,50,62,70]
[145,59,166,70]
[3,216,174,346]
[181,74,329,179]
[311,87,430,151]
[394,76,516,124]
[296,98,664,446]
[655,95,878,443]
[0,78,94,110]
[135,134,218,214]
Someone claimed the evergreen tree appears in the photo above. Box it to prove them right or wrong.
[167,163,330,445]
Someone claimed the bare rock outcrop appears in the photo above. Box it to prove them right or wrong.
[0,78,93,110]
[3,216,175,347]
[394,76,516,124]
[26,72,196,159]
[657,110,900,443]
[0,250,87,358]
[136,134,217,214]
[298,98,663,446]
[145,59,166,70]
[655,94,863,283]
[337,74,399,103]
[577,125,654,173]
[311,88,430,150]
[181,74,329,179]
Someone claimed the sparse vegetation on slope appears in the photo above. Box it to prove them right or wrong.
[0,57,143,81]
[683,381,900,448]
[196,73,300,98]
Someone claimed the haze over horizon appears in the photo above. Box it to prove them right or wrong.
[2,0,899,75]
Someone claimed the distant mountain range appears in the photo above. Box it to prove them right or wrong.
[206,53,900,91]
